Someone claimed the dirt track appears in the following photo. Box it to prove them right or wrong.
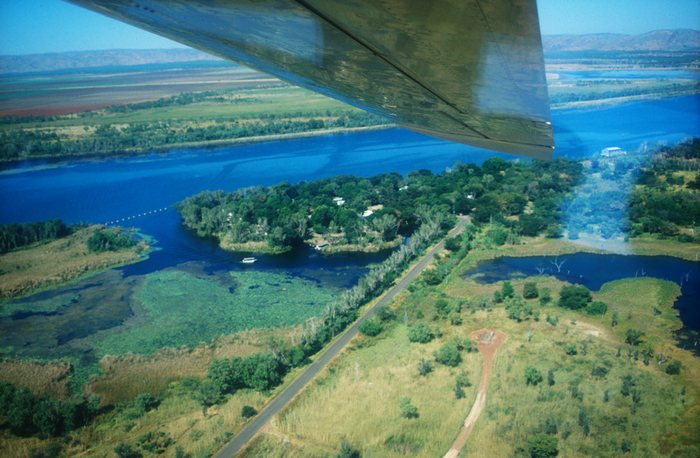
[443,329,507,458]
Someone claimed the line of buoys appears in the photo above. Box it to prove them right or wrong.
[104,207,169,225]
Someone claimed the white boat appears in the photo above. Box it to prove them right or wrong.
[241,257,257,264]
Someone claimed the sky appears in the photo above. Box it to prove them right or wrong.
[0,0,699,55]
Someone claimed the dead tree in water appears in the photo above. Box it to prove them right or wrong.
[551,257,566,273]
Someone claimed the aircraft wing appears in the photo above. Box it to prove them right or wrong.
[68,0,554,159]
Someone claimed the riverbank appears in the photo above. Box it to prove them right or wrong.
[0,225,150,300]
[551,86,700,111]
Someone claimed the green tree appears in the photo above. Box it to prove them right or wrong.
[434,340,462,367]
[527,434,558,458]
[585,301,608,315]
[564,343,577,356]
[194,382,222,417]
[558,285,592,310]
[501,281,515,298]
[525,367,543,386]
[666,360,682,375]
[523,282,539,299]
[241,405,257,418]
[547,369,555,386]
[625,329,645,346]
[408,322,434,343]
[359,319,382,337]
[114,442,142,458]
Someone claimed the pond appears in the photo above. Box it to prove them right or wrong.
[464,252,700,351]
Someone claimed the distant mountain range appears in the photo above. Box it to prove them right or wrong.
[543,29,700,52]
[1,29,698,74]
[0,48,224,74]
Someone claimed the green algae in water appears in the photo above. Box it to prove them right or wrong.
[96,270,337,356]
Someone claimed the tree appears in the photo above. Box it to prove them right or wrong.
[399,397,419,419]
[241,405,257,418]
[501,281,515,298]
[444,236,462,252]
[558,285,592,310]
[585,301,608,315]
[408,322,434,343]
[525,367,543,386]
[547,369,555,386]
[114,442,142,458]
[434,340,462,367]
[666,360,682,375]
[625,329,645,346]
[527,434,558,458]
[523,282,539,299]
[564,344,577,356]
[454,382,465,399]
[359,319,382,337]
[194,382,222,417]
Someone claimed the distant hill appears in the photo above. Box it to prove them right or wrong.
[543,29,700,52]
[0,48,224,74]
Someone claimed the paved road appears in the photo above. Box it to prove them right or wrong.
[215,218,469,457]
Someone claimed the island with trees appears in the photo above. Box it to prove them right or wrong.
[177,157,584,254]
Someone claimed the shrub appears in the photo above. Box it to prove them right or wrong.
[666,360,682,375]
[591,366,609,378]
[625,329,645,346]
[523,282,539,299]
[564,344,577,355]
[558,285,592,310]
[359,319,382,337]
[527,434,558,458]
[376,306,395,321]
[585,301,608,315]
[525,367,543,386]
[444,236,462,252]
[337,439,361,458]
[241,405,257,418]
[417,359,433,376]
[449,312,462,325]
[408,322,434,343]
[114,442,142,458]
[399,397,419,419]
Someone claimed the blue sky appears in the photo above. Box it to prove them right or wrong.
[0,0,699,55]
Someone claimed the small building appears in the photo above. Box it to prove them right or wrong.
[332,197,345,206]
[362,204,384,218]
[314,242,329,250]
[601,147,626,158]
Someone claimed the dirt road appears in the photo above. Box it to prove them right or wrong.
[443,329,507,458]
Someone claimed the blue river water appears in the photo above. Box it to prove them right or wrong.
[0,95,699,352]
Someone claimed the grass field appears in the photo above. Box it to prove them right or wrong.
[0,225,149,299]
[240,240,699,457]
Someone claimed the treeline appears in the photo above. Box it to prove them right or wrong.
[0,381,100,438]
[629,138,700,239]
[0,219,71,253]
[0,110,386,161]
[178,158,583,252]
[201,217,448,403]
[549,82,699,104]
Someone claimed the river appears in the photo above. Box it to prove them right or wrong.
[0,95,699,362]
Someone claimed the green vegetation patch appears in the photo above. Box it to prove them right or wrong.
[96,270,336,356]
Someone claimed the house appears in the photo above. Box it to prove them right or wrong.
[332,197,345,206]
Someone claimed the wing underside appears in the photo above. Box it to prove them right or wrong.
[69,0,554,159]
